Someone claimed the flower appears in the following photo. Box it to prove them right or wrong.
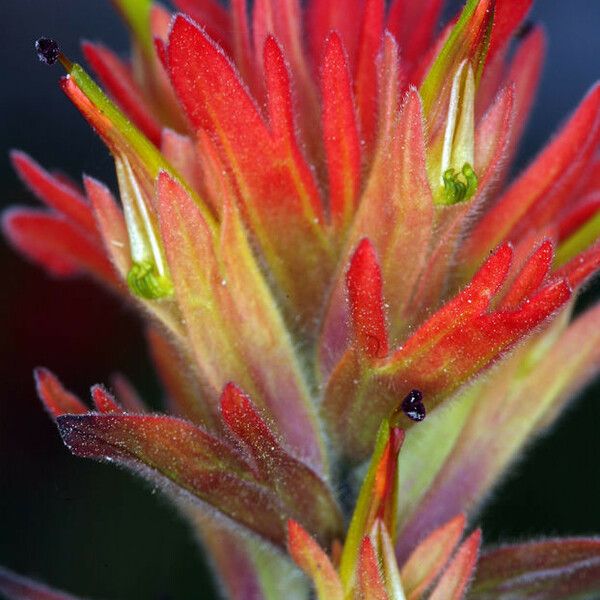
[2,0,600,598]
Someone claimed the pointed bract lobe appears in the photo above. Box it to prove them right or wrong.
[387,0,444,71]
[347,239,389,359]
[2,209,118,288]
[428,529,481,600]
[10,151,97,236]
[486,0,533,63]
[287,520,344,600]
[34,368,88,419]
[306,0,364,68]
[500,240,553,309]
[320,32,362,232]
[400,514,466,600]
[220,384,343,545]
[173,0,232,54]
[354,0,385,151]
[91,385,123,414]
[356,537,389,600]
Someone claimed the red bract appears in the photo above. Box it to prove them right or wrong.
[3,0,600,598]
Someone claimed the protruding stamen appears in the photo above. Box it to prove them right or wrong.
[34,37,73,70]
[400,389,426,422]
[35,38,60,65]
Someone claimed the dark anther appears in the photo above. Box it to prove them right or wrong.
[35,38,60,65]
[401,389,426,422]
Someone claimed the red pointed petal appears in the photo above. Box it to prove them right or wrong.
[56,412,291,546]
[220,384,343,545]
[387,0,444,69]
[471,537,600,599]
[91,385,123,414]
[556,241,600,289]
[82,41,163,146]
[486,0,533,63]
[11,151,97,235]
[3,209,117,286]
[231,0,257,94]
[502,26,546,162]
[357,537,389,600]
[172,0,232,54]
[400,243,513,357]
[321,32,362,230]
[557,191,600,243]
[34,368,88,420]
[501,240,554,309]
[307,0,364,67]
[253,0,320,157]
[399,279,571,399]
[473,85,514,195]
[375,33,403,145]
[354,0,385,150]
[400,514,467,600]
[287,521,344,600]
[262,35,322,216]
[465,83,600,267]
[0,567,82,600]
[347,239,389,359]
[429,530,481,600]
[220,383,277,455]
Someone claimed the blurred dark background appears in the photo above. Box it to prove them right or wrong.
[0,1,599,598]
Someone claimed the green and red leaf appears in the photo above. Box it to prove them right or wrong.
[470,538,600,599]
[167,15,333,323]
